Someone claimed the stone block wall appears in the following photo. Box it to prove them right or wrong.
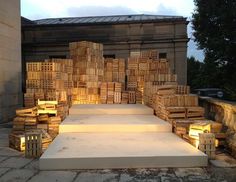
[0,0,22,123]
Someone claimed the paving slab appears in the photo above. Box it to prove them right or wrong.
[40,133,207,170]
[69,104,153,115]
[28,171,77,182]
[0,157,32,168]
[74,172,118,182]
[0,147,22,157]
[60,115,171,133]
[0,156,7,163]
[0,169,36,182]
[0,168,10,176]
[23,159,39,170]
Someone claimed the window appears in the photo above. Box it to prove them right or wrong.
[159,53,167,59]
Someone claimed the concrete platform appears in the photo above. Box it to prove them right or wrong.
[59,115,172,133]
[69,104,153,115]
[40,133,208,170]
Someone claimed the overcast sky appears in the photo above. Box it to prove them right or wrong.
[21,0,204,61]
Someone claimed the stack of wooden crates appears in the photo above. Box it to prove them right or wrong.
[104,58,126,85]
[24,59,73,119]
[69,41,104,104]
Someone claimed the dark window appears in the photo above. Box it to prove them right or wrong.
[49,55,67,59]
[104,54,116,59]
[159,53,167,59]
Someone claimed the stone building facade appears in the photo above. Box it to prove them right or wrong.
[22,14,188,85]
[0,0,22,123]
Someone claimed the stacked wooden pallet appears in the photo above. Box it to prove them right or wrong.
[127,51,177,103]
[100,82,140,104]
[173,119,223,151]
[24,59,73,109]
[9,129,52,153]
[104,58,125,86]
[100,82,123,104]
[9,101,62,152]
[153,94,204,122]
[69,41,104,104]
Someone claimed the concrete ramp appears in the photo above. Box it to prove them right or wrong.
[40,104,208,170]
[69,104,153,115]
[59,115,172,133]
[40,133,208,170]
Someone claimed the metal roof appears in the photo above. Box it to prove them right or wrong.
[32,14,185,26]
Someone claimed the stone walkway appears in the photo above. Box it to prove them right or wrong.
[1,127,236,182]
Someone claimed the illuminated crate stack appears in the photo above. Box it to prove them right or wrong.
[24,59,73,118]
[104,58,125,88]
[69,41,104,104]
[153,94,202,123]
[100,82,124,104]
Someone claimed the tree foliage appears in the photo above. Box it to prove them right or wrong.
[192,0,236,100]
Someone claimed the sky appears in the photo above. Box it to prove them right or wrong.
[20,0,204,61]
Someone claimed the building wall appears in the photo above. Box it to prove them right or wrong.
[22,20,188,84]
[0,0,22,123]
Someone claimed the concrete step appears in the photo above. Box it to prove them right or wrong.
[69,104,153,115]
[40,133,208,170]
[59,115,172,133]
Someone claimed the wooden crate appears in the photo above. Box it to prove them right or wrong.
[175,126,187,138]
[9,132,25,151]
[107,82,115,91]
[114,92,121,104]
[24,93,35,107]
[16,107,37,117]
[121,91,129,104]
[186,107,205,119]
[25,132,42,158]
[189,122,211,139]
[25,117,37,127]
[184,95,198,107]
[172,119,197,133]
[48,116,61,139]
[136,90,143,104]
[128,91,136,104]
[165,107,186,120]
[115,82,122,92]
[183,134,198,148]
[127,82,137,91]
[176,85,190,95]
[13,117,25,131]
[199,133,216,159]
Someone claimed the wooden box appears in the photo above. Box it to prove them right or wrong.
[25,132,42,158]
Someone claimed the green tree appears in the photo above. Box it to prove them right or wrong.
[187,56,203,89]
[192,0,236,100]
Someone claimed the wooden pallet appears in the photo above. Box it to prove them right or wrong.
[16,107,37,117]
[165,107,186,120]
[186,107,205,119]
